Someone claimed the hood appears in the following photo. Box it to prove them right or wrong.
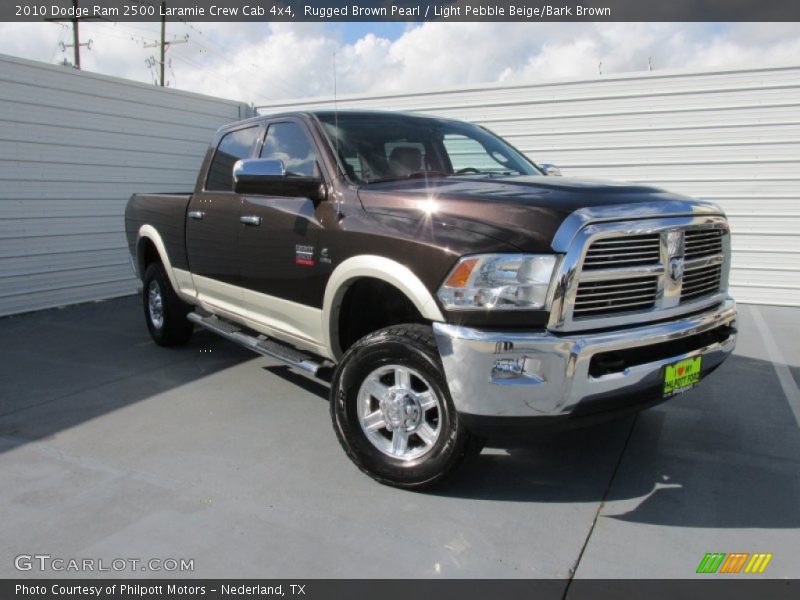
[357,175,709,252]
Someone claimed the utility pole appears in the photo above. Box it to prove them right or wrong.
[72,0,81,67]
[160,1,166,87]
[144,2,188,86]
[46,0,98,69]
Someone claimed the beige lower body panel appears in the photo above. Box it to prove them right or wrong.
[189,274,330,358]
[173,268,198,303]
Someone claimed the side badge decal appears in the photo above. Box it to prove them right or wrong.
[295,244,315,266]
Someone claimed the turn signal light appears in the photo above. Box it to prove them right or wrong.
[444,258,479,288]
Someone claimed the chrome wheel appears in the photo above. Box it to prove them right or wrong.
[357,364,443,461]
[147,280,164,330]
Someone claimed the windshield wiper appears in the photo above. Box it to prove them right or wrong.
[451,170,516,178]
[365,170,449,184]
[406,170,449,179]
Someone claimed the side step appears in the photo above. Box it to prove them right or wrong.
[187,312,332,377]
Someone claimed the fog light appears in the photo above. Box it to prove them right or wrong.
[493,358,525,377]
[492,357,544,383]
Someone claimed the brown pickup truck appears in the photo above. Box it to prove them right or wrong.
[126,110,737,488]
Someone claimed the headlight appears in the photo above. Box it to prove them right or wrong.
[437,254,558,311]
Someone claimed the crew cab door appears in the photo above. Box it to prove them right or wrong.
[186,124,260,316]
[237,119,327,346]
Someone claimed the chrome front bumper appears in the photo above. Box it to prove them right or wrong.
[433,298,737,420]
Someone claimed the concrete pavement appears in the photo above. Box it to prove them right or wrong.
[0,297,798,581]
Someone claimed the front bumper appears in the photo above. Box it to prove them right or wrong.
[433,298,737,433]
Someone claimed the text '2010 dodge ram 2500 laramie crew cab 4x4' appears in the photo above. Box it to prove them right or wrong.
[126,110,737,489]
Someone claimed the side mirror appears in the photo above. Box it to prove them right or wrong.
[540,163,562,176]
[233,158,326,200]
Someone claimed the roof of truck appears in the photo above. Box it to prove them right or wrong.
[219,109,455,134]
[242,109,460,124]
[310,109,451,120]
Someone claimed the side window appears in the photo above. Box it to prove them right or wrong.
[344,155,363,180]
[260,122,318,178]
[206,126,259,191]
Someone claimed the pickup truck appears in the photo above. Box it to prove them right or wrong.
[126,110,737,489]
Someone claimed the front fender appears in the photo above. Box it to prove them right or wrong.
[322,255,445,360]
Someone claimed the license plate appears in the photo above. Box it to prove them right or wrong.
[663,356,702,397]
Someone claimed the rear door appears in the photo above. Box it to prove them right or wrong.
[186,124,260,315]
[237,118,327,346]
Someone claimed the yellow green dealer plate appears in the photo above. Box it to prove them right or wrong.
[664,356,702,397]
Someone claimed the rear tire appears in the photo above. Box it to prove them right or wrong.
[142,262,193,346]
[330,323,484,489]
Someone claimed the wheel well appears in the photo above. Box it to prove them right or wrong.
[337,278,427,354]
[137,237,161,274]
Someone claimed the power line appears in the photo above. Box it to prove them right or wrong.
[44,0,101,68]
[67,20,168,85]
[142,1,187,86]
[49,10,315,101]
[52,23,68,63]
[90,18,269,97]
[168,52,281,105]
[176,21,312,98]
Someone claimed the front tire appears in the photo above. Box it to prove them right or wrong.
[142,262,193,346]
[330,324,483,489]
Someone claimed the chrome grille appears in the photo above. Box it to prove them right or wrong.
[685,229,723,260]
[582,234,661,270]
[569,224,729,323]
[548,204,731,333]
[681,263,723,302]
[574,276,658,316]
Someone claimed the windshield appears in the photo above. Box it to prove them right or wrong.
[317,113,541,184]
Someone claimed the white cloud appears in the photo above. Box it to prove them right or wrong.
[0,21,798,105]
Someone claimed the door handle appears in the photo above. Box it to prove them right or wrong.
[240,215,262,226]
[188,210,204,220]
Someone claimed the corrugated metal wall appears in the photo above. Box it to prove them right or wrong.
[0,54,252,316]
[258,65,800,307]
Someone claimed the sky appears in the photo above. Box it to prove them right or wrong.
[0,21,798,105]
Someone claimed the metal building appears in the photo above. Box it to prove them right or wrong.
[0,54,252,316]
[258,64,800,307]
[1,57,797,315]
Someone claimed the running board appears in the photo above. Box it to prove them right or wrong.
[187,312,330,377]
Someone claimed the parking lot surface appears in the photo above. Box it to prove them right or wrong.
[1,296,798,584]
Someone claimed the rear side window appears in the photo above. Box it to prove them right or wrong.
[206,126,259,191]
[260,122,318,177]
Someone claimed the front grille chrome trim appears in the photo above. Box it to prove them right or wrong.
[577,264,665,282]
[548,212,731,332]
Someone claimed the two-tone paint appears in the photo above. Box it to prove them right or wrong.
[125,110,725,361]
